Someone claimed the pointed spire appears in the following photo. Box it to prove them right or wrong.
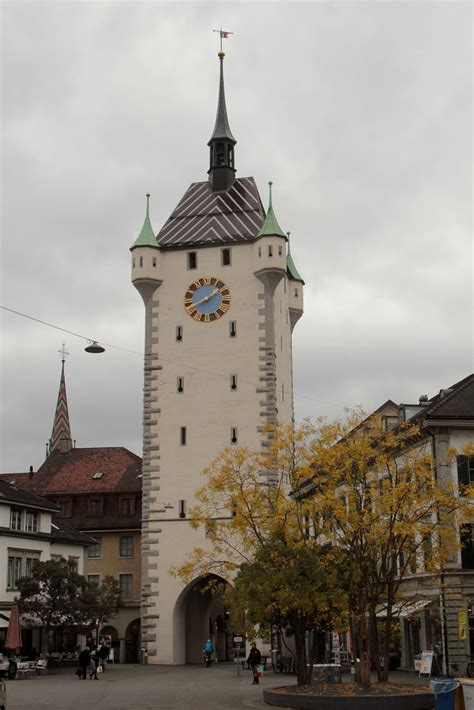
[286,231,305,283]
[257,182,287,238]
[207,52,237,192]
[130,194,159,250]
[48,348,72,456]
[209,52,236,144]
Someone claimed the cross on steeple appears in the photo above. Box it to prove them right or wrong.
[208,33,236,193]
[58,342,69,363]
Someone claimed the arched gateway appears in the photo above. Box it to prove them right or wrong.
[173,575,232,664]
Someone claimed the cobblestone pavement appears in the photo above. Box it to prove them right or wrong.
[6,662,430,710]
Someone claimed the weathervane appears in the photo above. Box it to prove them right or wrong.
[58,342,69,363]
[213,28,234,54]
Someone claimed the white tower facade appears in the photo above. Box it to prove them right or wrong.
[131,53,304,664]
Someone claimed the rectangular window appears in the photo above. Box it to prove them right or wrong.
[278,245,283,256]
[58,499,72,518]
[119,573,133,600]
[68,556,79,573]
[230,427,238,444]
[87,498,104,517]
[25,557,38,577]
[139,256,143,267]
[120,497,135,516]
[176,325,183,342]
[88,539,102,559]
[230,374,237,391]
[7,556,22,589]
[10,509,22,531]
[179,500,186,519]
[461,524,474,569]
[25,511,38,533]
[229,321,237,338]
[187,251,197,270]
[457,456,474,487]
[87,574,100,586]
[221,248,231,266]
[177,376,184,393]
[268,245,273,257]
[119,535,134,558]
[152,257,157,267]
[180,427,187,446]
[258,247,262,257]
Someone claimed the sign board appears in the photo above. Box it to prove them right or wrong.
[418,651,434,676]
[233,636,243,643]
[458,609,468,641]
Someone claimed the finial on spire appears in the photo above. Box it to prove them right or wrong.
[208,34,237,192]
[268,181,273,208]
[146,193,150,217]
[213,28,234,54]
[58,342,69,363]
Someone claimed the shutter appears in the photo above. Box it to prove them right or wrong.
[457,455,470,486]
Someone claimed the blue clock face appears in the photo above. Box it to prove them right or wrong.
[184,276,231,322]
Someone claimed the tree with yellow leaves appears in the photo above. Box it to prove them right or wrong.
[174,415,468,688]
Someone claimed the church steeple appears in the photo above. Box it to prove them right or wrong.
[48,345,73,456]
[207,52,236,193]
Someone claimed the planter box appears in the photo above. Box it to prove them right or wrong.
[263,687,435,710]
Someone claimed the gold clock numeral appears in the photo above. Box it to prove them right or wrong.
[222,295,231,304]
[204,276,212,285]
[193,280,202,289]
[193,312,202,321]
[184,298,193,307]
[203,314,211,323]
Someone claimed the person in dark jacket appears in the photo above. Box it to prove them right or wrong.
[98,643,109,671]
[89,648,99,679]
[246,643,262,685]
[78,647,90,680]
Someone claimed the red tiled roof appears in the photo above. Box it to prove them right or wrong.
[1,448,142,496]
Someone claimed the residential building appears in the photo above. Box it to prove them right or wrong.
[0,478,92,653]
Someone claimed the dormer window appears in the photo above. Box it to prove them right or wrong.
[92,472,103,480]
[87,497,104,517]
[120,496,135,516]
[25,511,38,533]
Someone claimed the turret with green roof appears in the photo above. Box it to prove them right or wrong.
[130,194,159,250]
[257,182,287,239]
[286,232,304,283]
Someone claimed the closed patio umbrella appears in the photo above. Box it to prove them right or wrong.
[4,604,22,652]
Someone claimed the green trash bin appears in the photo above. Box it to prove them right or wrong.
[430,680,460,710]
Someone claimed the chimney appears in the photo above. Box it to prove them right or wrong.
[29,466,34,478]
[58,435,72,454]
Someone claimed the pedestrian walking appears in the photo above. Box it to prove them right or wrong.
[202,639,214,668]
[98,643,109,671]
[247,643,262,685]
[78,647,91,680]
[89,648,99,679]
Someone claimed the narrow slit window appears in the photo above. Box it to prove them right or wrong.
[179,500,186,519]
[139,256,143,267]
[258,247,262,257]
[180,427,187,446]
[176,326,183,342]
[294,288,298,297]
[230,427,238,444]
[268,245,273,257]
[188,251,197,270]
[221,248,231,266]
[278,245,283,256]
[177,377,184,393]
[230,374,237,391]
[132,258,135,268]
[152,257,157,267]
[229,321,237,338]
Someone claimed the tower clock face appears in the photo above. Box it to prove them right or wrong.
[184,276,231,322]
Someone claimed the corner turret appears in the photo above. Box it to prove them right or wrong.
[254,182,287,291]
[286,231,304,331]
[131,194,162,304]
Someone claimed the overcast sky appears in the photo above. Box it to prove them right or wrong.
[1,1,472,473]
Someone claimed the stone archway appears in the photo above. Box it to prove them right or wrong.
[125,619,141,663]
[173,575,233,664]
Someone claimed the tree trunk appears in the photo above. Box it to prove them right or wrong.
[294,621,310,686]
[353,610,371,687]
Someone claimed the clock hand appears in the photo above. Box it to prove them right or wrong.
[194,288,219,306]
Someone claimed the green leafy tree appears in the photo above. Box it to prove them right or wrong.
[16,558,83,653]
[76,575,120,640]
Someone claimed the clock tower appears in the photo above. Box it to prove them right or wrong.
[131,51,304,664]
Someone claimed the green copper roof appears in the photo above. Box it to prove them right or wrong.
[131,194,158,250]
[257,182,287,238]
[286,232,304,283]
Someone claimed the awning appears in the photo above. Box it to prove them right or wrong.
[377,599,433,618]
